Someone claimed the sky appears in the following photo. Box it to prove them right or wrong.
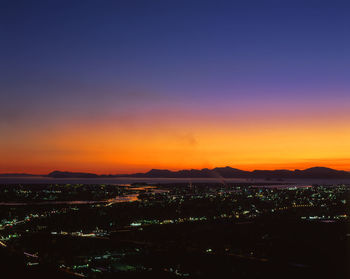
[1,0,350,174]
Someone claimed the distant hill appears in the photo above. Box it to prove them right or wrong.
[48,171,100,178]
[44,166,350,179]
[0,173,39,177]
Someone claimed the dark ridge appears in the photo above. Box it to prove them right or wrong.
[48,171,99,178]
[41,166,350,179]
[0,173,39,177]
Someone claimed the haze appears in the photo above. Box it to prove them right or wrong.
[1,0,350,174]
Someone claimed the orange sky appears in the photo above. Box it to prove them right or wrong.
[2,105,350,174]
[2,0,350,175]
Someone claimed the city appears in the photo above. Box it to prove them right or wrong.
[1,1,349,278]
[0,181,349,278]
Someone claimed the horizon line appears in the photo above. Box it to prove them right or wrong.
[1,165,349,176]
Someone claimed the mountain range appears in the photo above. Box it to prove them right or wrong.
[2,167,350,179]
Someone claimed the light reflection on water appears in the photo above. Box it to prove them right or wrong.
[0,182,173,206]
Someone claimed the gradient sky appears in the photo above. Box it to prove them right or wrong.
[1,0,350,174]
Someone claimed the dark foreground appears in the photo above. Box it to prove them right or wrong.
[0,182,349,279]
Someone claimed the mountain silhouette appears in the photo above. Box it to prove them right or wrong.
[40,166,350,179]
[48,171,100,178]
